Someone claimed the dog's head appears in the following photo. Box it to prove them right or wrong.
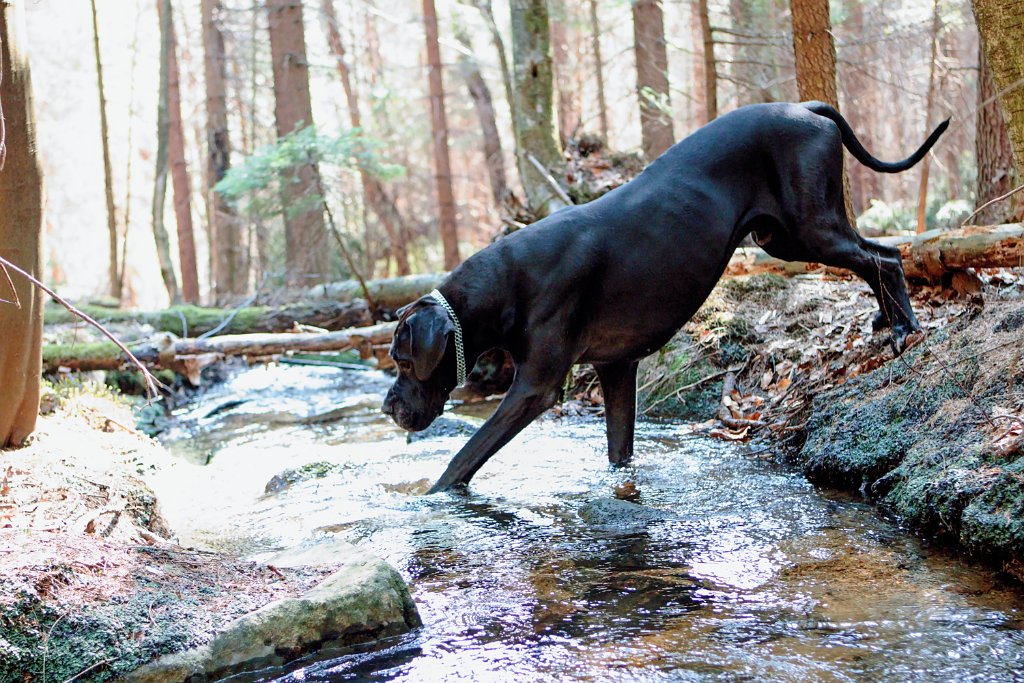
[381,298,458,431]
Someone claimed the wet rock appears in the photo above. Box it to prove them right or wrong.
[265,461,349,494]
[406,415,478,442]
[578,498,678,530]
[123,554,421,682]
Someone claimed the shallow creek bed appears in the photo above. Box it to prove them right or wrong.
[146,363,1024,682]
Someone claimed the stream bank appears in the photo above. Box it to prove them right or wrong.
[0,385,419,683]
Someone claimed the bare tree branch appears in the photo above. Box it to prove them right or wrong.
[0,256,166,399]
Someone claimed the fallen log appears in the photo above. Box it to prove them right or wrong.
[42,322,397,377]
[304,273,445,310]
[43,300,371,336]
[725,223,1024,281]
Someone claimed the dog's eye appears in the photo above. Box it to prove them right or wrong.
[397,360,412,373]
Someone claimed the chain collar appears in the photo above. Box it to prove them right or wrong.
[428,289,466,386]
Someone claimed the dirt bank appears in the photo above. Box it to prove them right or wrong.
[0,385,391,682]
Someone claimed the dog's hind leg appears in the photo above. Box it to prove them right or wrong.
[594,360,640,465]
[801,220,921,352]
[757,212,921,353]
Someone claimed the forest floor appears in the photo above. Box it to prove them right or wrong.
[589,266,1024,581]
[0,385,331,683]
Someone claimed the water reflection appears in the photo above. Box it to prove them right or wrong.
[161,365,1024,682]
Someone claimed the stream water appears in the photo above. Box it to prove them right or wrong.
[159,364,1024,682]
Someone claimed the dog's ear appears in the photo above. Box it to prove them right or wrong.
[406,305,455,381]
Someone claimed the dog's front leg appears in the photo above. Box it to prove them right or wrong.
[594,360,639,465]
[428,372,564,493]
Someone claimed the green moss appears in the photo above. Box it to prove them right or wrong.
[959,458,1024,558]
[41,341,120,365]
[0,584,206,683]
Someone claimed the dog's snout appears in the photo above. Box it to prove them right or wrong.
[381,393,397,417]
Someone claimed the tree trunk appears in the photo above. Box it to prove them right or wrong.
[550,0,581,146]
[632,0,674,160]
[510,0,568,216]
[202,0,247,303]
[841,0,878,215]
[976,47,1023,224]
[455,27,510,209]
[588,0,610,143]
[153,0,180,305]
[698,0,717,122]
[916,0,942,234]
[790,0,855,224]
[0,1,44,447]
[162,0,200,303]
[266,0,329,287]
[320,0,411,275]
[972,0,1024,174]
[422,0,461,270]
[89,0,121,302]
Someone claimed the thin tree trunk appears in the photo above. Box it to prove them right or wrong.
[916,0,942,234]
[588,0,610,143]
[119,4,143,299]
[153,0,180,305]
[971,0,1024,175]
[698,0,717,122]
[163,0,200,303]
[202,0,247,302]
[511,0,568,216]
[976,47,1022,223]
[455,26,509,209]
[422,0,460,269]
[266,0,329,287]
[691,1,707,126]
[632,0,674,160]
[474,0,524,196]
[842,0,878,215]
[321,0,411,275]
[790,0,855,224]
[0,1,44,447]
[89,0,121,301]
[550,0,581,146]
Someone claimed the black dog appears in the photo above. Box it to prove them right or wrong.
[383,101,948,493]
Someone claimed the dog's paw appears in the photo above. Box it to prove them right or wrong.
[889,326,924,356]
[871,311,890,332]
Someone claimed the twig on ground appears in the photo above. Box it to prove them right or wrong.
[61,658,113,683]
[0,255,166,400]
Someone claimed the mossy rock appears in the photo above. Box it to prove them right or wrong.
[265,461,349,494]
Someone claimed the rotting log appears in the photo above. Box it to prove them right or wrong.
[725,224,1024,281]
[42,322,397,378]
[44,300,371,336]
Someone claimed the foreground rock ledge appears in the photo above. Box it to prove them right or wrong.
[123,556,421,682]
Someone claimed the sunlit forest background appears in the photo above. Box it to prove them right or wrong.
[23,0,1008,307]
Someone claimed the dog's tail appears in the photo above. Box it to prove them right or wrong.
[804,101,949,173]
